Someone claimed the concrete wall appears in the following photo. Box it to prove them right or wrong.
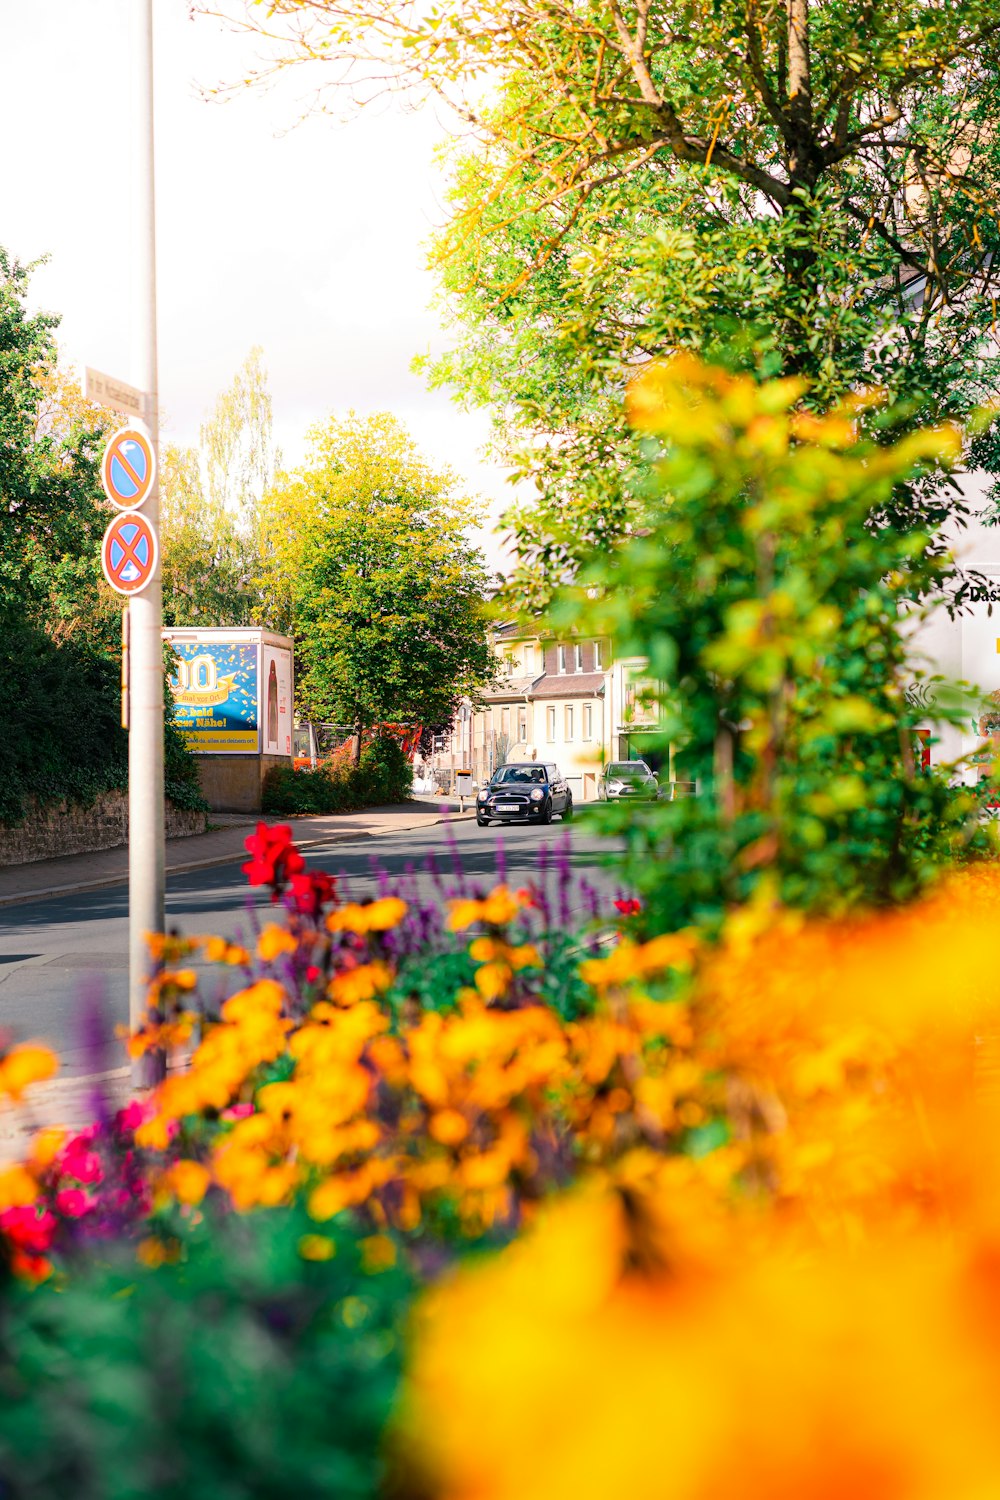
[0,792,207,868]
[193,754,290,813]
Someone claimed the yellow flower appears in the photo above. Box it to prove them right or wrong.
[360,1233,397,1273]
[299,1233,337,1261]
[0,1163,39,1210]
[163,1159,211,1206]
[27,1126,66,1171]
[201,935,250,965]
[447,885,524,932]
[579,931,699,990]
[257,924,299,962]
[221,978,286,1025]
[328,961,393,1006]
[429,1109,470,1145]
[327,897,408,934]
[0,1043,58,1102]
[475,960,513,1001]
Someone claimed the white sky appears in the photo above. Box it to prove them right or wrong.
[0,0,515,563]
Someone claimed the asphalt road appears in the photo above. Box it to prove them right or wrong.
[0,817,626,1074]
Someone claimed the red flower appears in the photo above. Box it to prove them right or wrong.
[289,870,338,916]
[242,823,306,891]
[1,1205,57,1254]
[614,898,642,917]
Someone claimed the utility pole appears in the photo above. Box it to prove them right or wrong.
[129,0,165,1086]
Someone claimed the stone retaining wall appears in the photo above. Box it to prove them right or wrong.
[0,791,207,868]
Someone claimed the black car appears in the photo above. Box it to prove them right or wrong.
[597,760,659,800]
[476,763,573,826]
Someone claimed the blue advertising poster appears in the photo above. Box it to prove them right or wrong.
[168,641,259,753]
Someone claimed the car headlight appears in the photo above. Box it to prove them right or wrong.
[478,789,489,801]
[608,780,623,791]
[529,787,544,801]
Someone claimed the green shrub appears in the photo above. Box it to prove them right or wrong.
[0,625,206,826]
[262,735,413,815]
[0,1203,411,1500]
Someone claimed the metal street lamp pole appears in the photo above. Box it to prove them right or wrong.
[129,0,166,1085]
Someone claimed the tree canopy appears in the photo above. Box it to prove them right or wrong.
[208,0,1000,598]
[160,347,280,628]
[258,410,496,737]
[0,249,119,641]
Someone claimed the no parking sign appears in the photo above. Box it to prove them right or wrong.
[101,512,159,596]
[101,426,157,510]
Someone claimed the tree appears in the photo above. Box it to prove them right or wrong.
[205,0,1000,598]
[554,354,994,929]
[258,411,496,755]
[0,249,119,641]
[160,348,281,627]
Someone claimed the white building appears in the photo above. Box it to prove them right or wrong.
[464,625,661,802]
[908,505,1000,779]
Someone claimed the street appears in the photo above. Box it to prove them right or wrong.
[0,818,623,1075]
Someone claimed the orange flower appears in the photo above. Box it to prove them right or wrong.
[0,1163,39,1211]
[447,885,525,932]
[257,924,299,962]
[0,1043,58,1102]
[327,897,408,934]
[162,1159,211,1206]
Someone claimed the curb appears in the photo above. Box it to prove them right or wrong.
[0,812,476,912]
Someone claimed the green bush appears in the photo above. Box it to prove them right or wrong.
[262,736,413,815]
[0,625,206,827]
[0,1204,410,1500]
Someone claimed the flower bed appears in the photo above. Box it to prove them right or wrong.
[2,818,1000,1495]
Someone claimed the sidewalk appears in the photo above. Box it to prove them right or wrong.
[0,798,474,910]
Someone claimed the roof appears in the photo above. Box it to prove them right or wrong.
[482,675,540,702]
[531,673,606,699]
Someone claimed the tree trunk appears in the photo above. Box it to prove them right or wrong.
[352,727,363,767]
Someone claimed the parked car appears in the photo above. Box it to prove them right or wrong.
[597,760,659,800]
[476,763,573,827]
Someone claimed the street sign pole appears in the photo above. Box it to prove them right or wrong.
[129,0,165,1087]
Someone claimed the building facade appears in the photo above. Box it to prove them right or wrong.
[465,624,660,802]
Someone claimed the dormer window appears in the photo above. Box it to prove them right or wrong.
[574,643,583,672]
[558,644,567,673]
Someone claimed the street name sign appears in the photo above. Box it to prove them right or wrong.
[101,512,159,596]
[101,427,157,510]
[85,366,147,420]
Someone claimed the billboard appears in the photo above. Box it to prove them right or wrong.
[168,640,260,753]
[165,631,295,757]
[261,642,293,757]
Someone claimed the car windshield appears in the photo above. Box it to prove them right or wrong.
[493,765,547,785]
[608,763,650,777]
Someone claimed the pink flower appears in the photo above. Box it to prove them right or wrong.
[59,1146,104,1185]
[221,1102,255,1121]
[55,1188,94,1219]
[116,1100,150,1132]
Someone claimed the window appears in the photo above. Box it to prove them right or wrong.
[574,643,583,672]
[523,644,533,673]
[583,704,593,740]
[594,640,603,669]
[501,707,511,738]
[557,644,567,673]
[518,706,528,742]
[546,706,556,741]
[565,705,574,741]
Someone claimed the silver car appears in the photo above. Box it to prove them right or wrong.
[597,760,659,800]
